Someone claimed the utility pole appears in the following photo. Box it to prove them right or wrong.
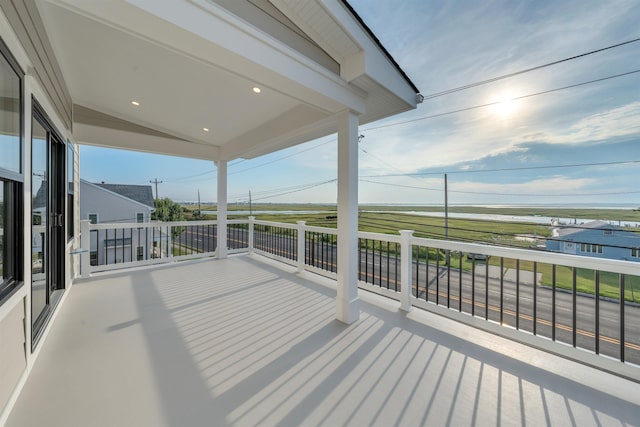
[150,179,163,199]
[198,189,201,215]
[249,190,252,216]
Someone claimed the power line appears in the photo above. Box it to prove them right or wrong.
[226,179,338,201]
[422,37,640,100]
[363,68,640,132]
[229,138,335,175]
[251,179,337,202]
[361,159,640,178]
[361,179,440,192]
[167,169,216,183]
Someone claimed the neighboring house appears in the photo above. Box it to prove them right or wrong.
[80,180,154,224]
[80,180,158,266]
[546,221,640,262]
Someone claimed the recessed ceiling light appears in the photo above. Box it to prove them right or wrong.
[252,87,261,94]
[203,127,209,132]
[131,100,140,106]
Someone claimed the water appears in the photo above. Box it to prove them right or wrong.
[375,211,640,228]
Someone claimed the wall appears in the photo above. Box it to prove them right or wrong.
[0,301,25,417]
[0,3,78,423]
[80,180,152,224]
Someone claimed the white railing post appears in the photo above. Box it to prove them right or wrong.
[168,225,174,260]
[80,220,91,278]
[248,216,255,255]
[296,221,306,273]
[399,230,414,312]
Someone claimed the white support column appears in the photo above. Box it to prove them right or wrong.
[399,230,414,312]
[216,160,228,259]
[296,221,306,273]
[80,220,91,278]
[336,110,360,324]
[248,216,255,255]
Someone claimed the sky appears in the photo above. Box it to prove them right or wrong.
[80,0,640,206]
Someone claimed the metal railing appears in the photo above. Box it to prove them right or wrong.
[359,232,401,291]
[80,218,640,374]
[252,220,297,263]
[408,237,639,365]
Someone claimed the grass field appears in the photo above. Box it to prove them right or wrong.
[184,203,640,222]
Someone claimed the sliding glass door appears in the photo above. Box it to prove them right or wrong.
[31,101,66,345]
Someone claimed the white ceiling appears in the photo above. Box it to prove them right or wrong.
[35,0,417,161]
[39,1,316,154]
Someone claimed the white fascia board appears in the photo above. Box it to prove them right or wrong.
[320,0,418,108]
[151,0,367,113]
[52,0,366,115]
[74,121,219,161]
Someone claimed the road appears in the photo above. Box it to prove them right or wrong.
[175,225,640,363]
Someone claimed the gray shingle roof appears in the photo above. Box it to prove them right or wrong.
[551,221,640,247]
[95,183,155,208]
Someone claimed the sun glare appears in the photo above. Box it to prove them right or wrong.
[492,93,519,118]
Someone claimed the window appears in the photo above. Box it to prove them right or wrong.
[67,144,74,241]
[104,237,132,248]
[0,36,23,304]
[1,182,22,299]
[632,248,639,258]
[88,213,98,224]
[90,251,98,266]
[581,243,603,254]
[136,212,144,223]
[137,246,144,261]
[0,39,21,174]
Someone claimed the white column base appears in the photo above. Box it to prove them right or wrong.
[336,297,360,324]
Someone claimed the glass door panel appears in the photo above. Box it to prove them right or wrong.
[31,118,48,328]
[31,103,66,344]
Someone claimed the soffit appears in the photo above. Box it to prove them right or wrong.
[37,1,305,150]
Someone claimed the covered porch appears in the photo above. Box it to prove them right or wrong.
[7,254,639,426]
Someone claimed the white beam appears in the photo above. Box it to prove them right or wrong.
[216,160,228,259]
[336,110,359,324]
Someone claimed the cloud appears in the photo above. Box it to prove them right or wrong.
[452,176,597,195]
[522,102,640,145]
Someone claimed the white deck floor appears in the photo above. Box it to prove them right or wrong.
[7,254,640,427]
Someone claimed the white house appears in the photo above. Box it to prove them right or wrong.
[546,220,640,262]
[80,180,159,265]
[80,180,154,224]
[0,1,420,421]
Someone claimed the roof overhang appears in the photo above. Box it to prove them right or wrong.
[35,0,420,161]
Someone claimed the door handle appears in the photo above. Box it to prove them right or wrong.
[51,213,64,227]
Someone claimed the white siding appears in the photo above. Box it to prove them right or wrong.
[79,181,152,224]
